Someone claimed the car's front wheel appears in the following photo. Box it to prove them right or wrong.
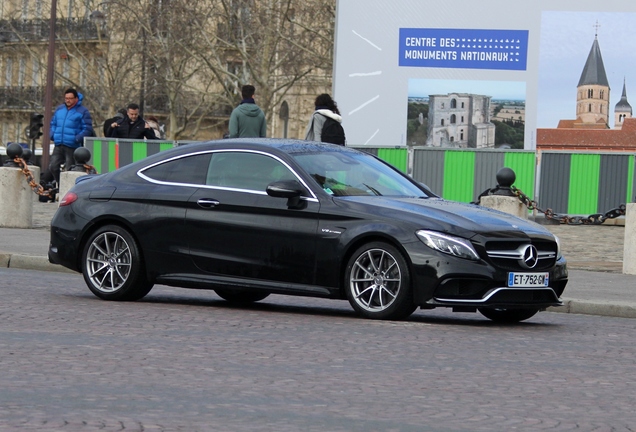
[345,242,416,320]
[215,288,270,303]
[478,308,539,323]
[82,225,153,301]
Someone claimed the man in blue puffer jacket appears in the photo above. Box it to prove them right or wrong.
[49,88,94,183]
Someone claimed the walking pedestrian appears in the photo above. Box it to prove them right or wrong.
[228,85,267,138]
[304,93,345,145]
[49,88,94,183]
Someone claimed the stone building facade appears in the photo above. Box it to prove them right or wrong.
[426,93,496,148]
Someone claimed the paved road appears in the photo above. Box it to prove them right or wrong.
[2,267,636,431]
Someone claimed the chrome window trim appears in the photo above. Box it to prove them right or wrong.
[136,148,319,202]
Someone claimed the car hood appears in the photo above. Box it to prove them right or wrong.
[336,196,553,240]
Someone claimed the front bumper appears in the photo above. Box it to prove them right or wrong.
[406,240,568,309]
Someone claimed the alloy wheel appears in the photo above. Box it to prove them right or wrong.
[85,231,132,293]
[349,248,402,312]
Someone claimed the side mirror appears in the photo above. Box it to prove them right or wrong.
[266,180,306,209]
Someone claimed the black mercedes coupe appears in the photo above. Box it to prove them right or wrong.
[49,139,568,322]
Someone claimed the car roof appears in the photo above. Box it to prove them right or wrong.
[108,138,366,177]
[182,138,357,155]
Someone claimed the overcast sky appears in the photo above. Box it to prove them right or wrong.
[537,11,636,128]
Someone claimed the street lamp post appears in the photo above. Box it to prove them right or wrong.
[140,27,146,118]
[41,0,58,171]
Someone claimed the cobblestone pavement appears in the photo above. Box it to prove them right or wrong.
[2,268,636,431]
[544,223,624,272]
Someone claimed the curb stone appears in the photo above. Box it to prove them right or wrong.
[5,253,76,274]
[548,300,636,319]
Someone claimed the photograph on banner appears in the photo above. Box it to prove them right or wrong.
[407,79,526,149]
[334,0,636,150]
[536,11,636,150]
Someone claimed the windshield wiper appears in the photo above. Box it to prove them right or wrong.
[363,183,383,196]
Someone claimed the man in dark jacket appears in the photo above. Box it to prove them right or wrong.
[49,88,94,183]
[108,103,158,140]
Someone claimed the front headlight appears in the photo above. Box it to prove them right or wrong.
[416,230,479,260]
[554,234,562,259]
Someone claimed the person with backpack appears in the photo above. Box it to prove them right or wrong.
[305,93,346,145]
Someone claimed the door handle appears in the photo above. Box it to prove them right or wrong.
[197,199,220,208]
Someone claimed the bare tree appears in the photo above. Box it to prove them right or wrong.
[180,0,336,129]
[1,0,336,140]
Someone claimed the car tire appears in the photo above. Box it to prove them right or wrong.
[215,288,270,303]
[478,308,539,323]
[82,225,153,301]
[345,242,416,320]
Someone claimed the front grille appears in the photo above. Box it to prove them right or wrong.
[485,239,557,272]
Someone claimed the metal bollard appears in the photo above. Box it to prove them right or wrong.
[478,167,528,219]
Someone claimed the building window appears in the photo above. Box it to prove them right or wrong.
[16,122,23,143]
[461,102,465,108]
[279,101,289,139]
[450,99,457,109]
[18,58,26,87]
[450,114,456,124]
[589,104,592,112]
[5,58,13,87]
[441,119,444,126]
[460,131,464,140]
[35,0,43,18]
[461,116,464,123]
[450,136,454,142]
[588,89,593,98]
[79,58,87,88]
[1,123,8,145]
[31,58,40,86]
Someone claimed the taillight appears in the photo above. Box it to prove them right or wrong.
[59,192,78,206]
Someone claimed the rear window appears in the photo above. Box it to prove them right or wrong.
[142,153,212,185]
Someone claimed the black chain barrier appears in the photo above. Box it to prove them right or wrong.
[473,185,626,225]
[10,156,98,202]
[12,157,57,200]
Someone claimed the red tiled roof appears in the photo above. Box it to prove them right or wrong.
[537,118,636,151]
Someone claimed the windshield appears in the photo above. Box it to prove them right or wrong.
[292,150,429,197]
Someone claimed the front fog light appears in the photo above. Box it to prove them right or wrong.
[416,230,479,260]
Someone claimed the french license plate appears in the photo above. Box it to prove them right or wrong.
[507,272,549,287]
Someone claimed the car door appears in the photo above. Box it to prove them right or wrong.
[135,152,213,274]
[184,150,321,286]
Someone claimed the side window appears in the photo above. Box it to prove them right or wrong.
[142,153,212,185]
[206,152,296,191]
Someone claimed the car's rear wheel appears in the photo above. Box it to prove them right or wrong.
[215,288,270,303]
[478,308,539,323]
[345,242,416,320]
[82,225,153,301]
